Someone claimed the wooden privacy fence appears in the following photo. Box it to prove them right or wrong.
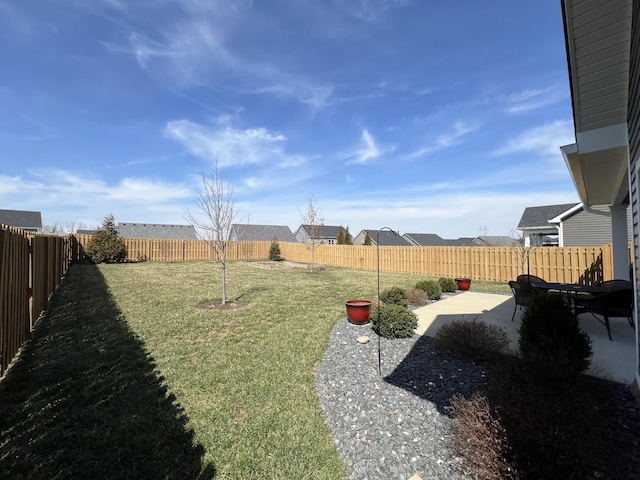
[0,225,79,376]
[2,230,619,377]
[74,235,616,283]
[279,243,616,284]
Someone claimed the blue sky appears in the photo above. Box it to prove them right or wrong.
[0,0,579,238]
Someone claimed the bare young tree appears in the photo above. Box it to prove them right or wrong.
[185,162,238,304]
[510,228,531,274]
[42,221,89,235]
[300,193,324,273]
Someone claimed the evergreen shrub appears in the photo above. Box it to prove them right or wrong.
[268,240,283,261]
[518,293,592,386]
[85,214,127,264]
[415,279,442,300]
[379,286,408,307]
[439,277,458,293]
[371,304,418,339]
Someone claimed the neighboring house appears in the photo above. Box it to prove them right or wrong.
[517,203,578,247]
[354,229,412,246]
[402,233,480,247]
[229,224,297,242]
[558,1,640,390]
[0,209,42,232]
[76,229,97,235]
[518,203,633,247]
[117,223,198,240]
[294,225,342,244]
[549,204,633,247]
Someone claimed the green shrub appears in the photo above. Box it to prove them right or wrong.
[379,286,408,307]
[268,240,283,261]
[85,214,127,264]
[415,279,442,300]
[407,288,428,307]
[439,277,458,293]
[435,319,510,361]
[518,293,592,387]
[371,304,418,339]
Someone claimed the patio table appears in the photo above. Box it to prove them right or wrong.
[531,282,612,295]
[531,282,620,312]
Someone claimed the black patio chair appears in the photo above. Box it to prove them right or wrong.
[516,274,546,285]
[509,280,540,321]
[574,288,634,340]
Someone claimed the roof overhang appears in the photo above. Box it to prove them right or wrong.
[561,0,633,207]
[561,123,629,205]
[519,226,559,235]
[548,202,584,224]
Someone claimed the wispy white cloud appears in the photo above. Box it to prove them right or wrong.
[407,121,476,160]
[333,0,410,23]
[0,170,192,225]
[500,84,568,113]
[343,128,393,164]
[492,119,574,157]
[101,3,334,109]
[164,118,308,169]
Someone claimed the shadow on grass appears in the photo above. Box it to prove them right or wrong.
[0,263,216,479]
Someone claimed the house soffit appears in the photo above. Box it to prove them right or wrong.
[564,0,632,133]
[562,0,632,208]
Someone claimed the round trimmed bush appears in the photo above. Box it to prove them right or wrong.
[379,286,408,307]
[439,277,458,293]
[415,279,442,301]
[371,304,418,339]
[518,293,592,386]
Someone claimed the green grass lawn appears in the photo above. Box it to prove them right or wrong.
[0,260,510,479]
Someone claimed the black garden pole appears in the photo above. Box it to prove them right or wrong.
[376,227,399,376]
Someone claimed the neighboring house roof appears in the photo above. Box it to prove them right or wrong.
[403,233,449,246]
[362,229,412,246]
[517,203,579,229]
[230,224,297,242]
[447,237,476,246]
[403,233,478,247]
[117,223,198,240]
[295,224,342,239]
[547,203,585,224]
[76,229,97,235]
[0,209,42,230]
[474,236,518,247]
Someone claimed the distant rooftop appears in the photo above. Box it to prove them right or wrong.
[117,223,198,240]
[0,209,42,231]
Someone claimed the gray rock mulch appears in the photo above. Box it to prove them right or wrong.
[315,314,484,479]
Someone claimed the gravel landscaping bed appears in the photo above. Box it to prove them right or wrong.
[315,316,485,480]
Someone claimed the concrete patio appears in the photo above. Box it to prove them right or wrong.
[414,291,636,385]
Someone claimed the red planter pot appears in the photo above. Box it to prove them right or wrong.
[345,300,372,325]
[455,278,472,291]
